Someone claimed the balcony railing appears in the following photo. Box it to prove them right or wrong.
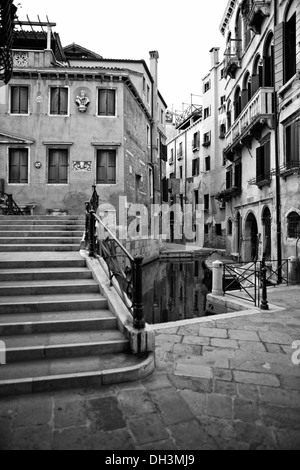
[225,87,274,153]
[248,1,272,35]
[224,39,242,79]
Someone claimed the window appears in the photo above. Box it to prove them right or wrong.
[149,167,153,199]
[204,194,209,212]
[178,142,183,159]
[203,131,211,147]
[256,139,270,182]
[204,81,211,93]
[226,167,233,189]
[50,87,68,115]
[9,148,28,184]
[220,68,224,79]
[219,123,226,138]
[286,118,300,168]
[205,156,211,172]
[194,190,199,207]
[98,89,116,116]
[192,158,200,177]
[193,131,200,150]
[147,125,150,146]
[215,224,222,236]
[48,149,68,184]
[287,212,300,239]
[147,85,150,103]
[161,109,164,125]
[96,150,116,184]
[204,107,211,120]
[179,166,183,179]
[204,224,209,235]
[234,161,242,189]
[143,77,146,92]
[220,95,226,106]
[10,86,28,114]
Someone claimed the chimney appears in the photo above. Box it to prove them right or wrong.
[149,50,159,87]
[210,47,220,68]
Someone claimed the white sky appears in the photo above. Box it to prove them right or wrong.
[15,0,228,112]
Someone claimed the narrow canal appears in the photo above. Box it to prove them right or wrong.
[142,257,212,325]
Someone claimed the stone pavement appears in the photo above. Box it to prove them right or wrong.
[0,285,300,450]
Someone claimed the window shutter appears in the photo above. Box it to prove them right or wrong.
[19,87,28,114]
[19,149,28,183]
[97,152,106,183]
[264,141,270,177]
[234,161,242,189]
[58,150,68,183]
[107,151,116,183]
[107,90,115,116]
[48,150,58,183]
[274,22,285,91]
[11,87,20,113]
[285,13,296,83]
[295,119,300,163]
[251,75,260,96]
[9,150,20,183]
[59,88,68,115]
[256,146,264,180]
[241,89,248,110]
[50,88,59,114]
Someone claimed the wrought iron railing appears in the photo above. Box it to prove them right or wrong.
[223,257,289,307]
[85,186,145,330]
[223,261,260,306]
[0,191,24,215]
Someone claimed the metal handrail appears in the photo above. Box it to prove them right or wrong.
[0,191,24,215]
[84,186,145,330]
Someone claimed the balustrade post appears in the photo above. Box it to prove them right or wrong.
[7,194,13,215]
[133,255,145,330]
[260,253,269,311]
[89,210,96,258]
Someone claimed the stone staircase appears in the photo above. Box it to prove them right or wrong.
[0,216,153,395]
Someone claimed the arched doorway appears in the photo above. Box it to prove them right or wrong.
[262,207,272,260]
[245,212,258,261]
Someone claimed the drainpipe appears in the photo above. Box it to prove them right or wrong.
[274,0,283,283]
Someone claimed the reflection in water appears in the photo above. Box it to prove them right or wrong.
[142,258,210,325]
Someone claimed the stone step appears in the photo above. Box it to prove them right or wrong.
[0,216,85,221]
[0,293,108,314]
[0,279,100,296]
[2,330,130,362]
[0,220,85,226]
[0,237,82,245]
[0,225,85,231]
[0,231,84,238]
[0,352,154,395]
[0,258,87,269]
[0,310,117,335]
[0,268,93,282]
[0,244,81,252]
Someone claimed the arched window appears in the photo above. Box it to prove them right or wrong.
[263,33,274,87]
[242,71,251,109]
[284,2,297,83]
[228,219,233,236]
[287,212,300,239]
[227,100,232,130]
[234,86,242,120]
[252,55,263,96]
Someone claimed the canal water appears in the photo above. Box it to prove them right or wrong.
[142,257,212,325]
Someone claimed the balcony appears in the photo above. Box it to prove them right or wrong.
[248,1,271,35]
[224,87,274,160]
[224,39,242,79]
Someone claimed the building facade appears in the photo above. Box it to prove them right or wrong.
[0,22,167,225]
[219,0,300,263]
[166,48,226,248]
